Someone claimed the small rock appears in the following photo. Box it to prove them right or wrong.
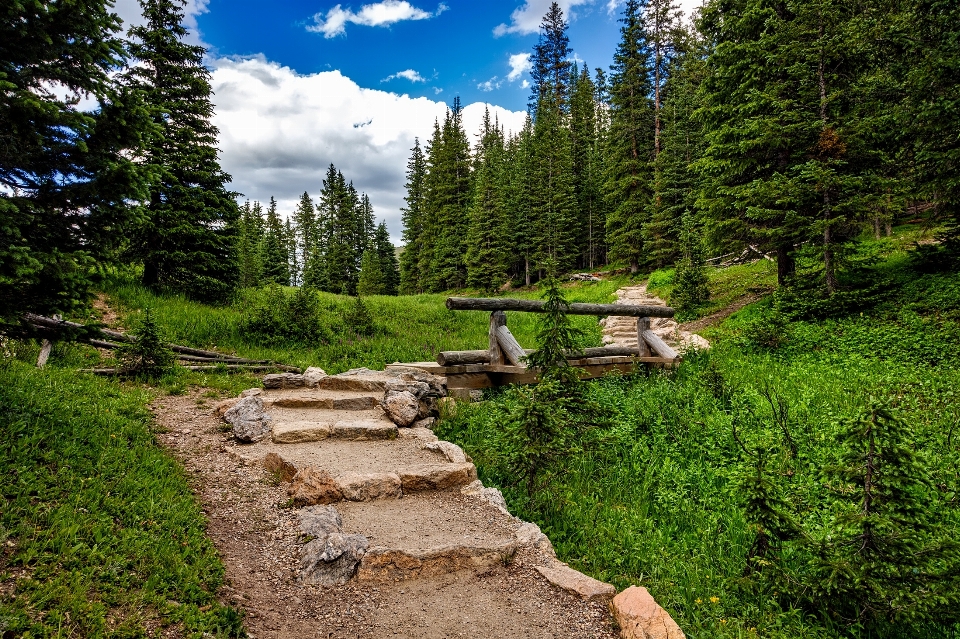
[263,373,306,389]
[297,504,343,538]
[263,452,298,482]
[480,486,510,513]
[438,397,458,418]
[223,396,272,443]
[398,427,438,443]
[336,472,402,501]
[381,390,420,427]
[516,522,554,555]
[303,367,328,387]
[240,388,263,398]
[460,479,484,497]
[300,533,368,586]
[611,586,686,639]
[288,467,343,506]
[399,463,477,492]
[215,398,239,416]
[412,417,436,430]
[536,561,616,601]
[423,441,467,464]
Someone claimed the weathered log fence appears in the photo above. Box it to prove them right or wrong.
[386,297,681,398]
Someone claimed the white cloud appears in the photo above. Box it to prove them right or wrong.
[307,0,443,38]
[493,0,591,36]
[209,56,525,243]
[506,52,532,82]
[477,77,501,92]
[521,79,530,89]
[382,69,427,83]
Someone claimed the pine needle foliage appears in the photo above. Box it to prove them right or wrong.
[116,308,174,378]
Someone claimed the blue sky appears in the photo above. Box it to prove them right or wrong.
[113,0,701,242]
[195,0,631,112]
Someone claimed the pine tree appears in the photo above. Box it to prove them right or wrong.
[529,2,573,116]
[262,197,289,285]
[127,0,239,303]
[605,0,656,273]
[1,0,151,326]
[504,117,538,285]
[399,138,427,293]
[569,67,602,269]
[285,217,299,286]
[417,121,442,291]
[374,221,400,296]
[356,249,385,296]
[426,99,472,291]
[238,201,265,288]
[324,167,360,294]
[466,109,510,291]
[292,191,316,286]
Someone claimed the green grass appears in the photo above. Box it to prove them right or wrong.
[97,277,633,374]
[435,255,960,638]
[0,361,244,638]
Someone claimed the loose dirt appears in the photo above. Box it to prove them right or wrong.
[152,392,617,639]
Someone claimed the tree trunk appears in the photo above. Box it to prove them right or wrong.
[776,245,795,286]
[630,259,639,274]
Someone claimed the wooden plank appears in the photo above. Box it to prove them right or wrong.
[641,330,680,360]
[446,297,675,318]
[489,310,506,366]
[445,373,495,390]
[637,317,651,357]
[496,325,527,367]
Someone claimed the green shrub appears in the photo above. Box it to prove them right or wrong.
[344,296,376,336]
[115,307,175,377]
[237,285,329,345]
[740,303,791,349]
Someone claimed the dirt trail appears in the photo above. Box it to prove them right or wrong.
[600,284,710,352]
[154,373,616,639]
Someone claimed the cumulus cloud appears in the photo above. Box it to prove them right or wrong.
[113,0,210,46]
[209,56,525,242]
[382,69,427,83]
[493,0,591,36]
[477,77,501,92]
[307,0,444,38]
[506,53,532,82]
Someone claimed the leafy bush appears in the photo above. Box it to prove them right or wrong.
[647,267,675,291]
[344,296,376,336]
[739,303,791,349]
[237,285,330,345]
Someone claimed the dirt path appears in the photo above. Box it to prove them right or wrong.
[600,284,710,352]
[153,373,617,639]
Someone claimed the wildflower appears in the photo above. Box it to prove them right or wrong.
[710,596,720,604]
[695,598,702,604]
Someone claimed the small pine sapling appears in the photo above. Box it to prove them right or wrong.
[669,211,710,318]
[345,296,375,336]
[116,308,175,378]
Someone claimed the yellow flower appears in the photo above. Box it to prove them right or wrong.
[721,619,727,624]
[710,596,720,604]
[695,598,702,604]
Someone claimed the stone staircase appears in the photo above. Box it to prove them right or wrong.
[216,367,685,638]
[600,284,710,352]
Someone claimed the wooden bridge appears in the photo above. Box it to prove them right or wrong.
[387,297,681,398]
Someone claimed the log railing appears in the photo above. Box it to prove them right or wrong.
[441,297,680,370]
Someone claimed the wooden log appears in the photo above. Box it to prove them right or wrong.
[489,310,506,366]
[495,325,527,367]
[81,364,296,376]
[438,345,646,366]
[437,350,491,366]
[36,340,53,368]
[446,297,675,318]
[637,317,651,357]
[641,330,680,361]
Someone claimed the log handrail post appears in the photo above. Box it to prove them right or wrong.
[637,317,651,357]
[489,311,506,366]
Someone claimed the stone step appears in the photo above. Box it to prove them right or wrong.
[264,389,381,410]
[317,371,397,392]
[273,419,398,443]
[337,493,520,581]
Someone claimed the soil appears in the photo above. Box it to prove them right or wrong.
[679,293,766,333]
[152,392,617,639]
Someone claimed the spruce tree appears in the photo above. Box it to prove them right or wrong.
[529,2,573,116]
[505,117,538,286]
[292,191,316,286]
[324,167,360,294]
[605,0,656,273]
[417,121,442,291]
[238,200,265,288]
[374,221,400,295]
[569,67,602,269]
[127,0,240,303]
[356,249,385,296]
[1,0,151,326]
[399,138,427,293]
[466,109,510,291]
[261,197,289,285]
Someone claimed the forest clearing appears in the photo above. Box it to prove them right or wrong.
[3,0,960,637]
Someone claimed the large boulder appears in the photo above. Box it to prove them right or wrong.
[296,505,368,586]
[381,390,420,427]
[288,467,343,506]
[223,395,272,443]
[611,586,685,639]
[298,504,343,538]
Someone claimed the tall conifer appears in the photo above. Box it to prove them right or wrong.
[399,138,427,293]
[466,109,510,291]
[262,197,289,285]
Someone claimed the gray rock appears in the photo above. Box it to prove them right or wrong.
[300,533,369,586]
[385,378,431,398]
[423,440,467,464]
[223,395,272,443]
[263,373,305,389]
[516,522,554,555]
[381,390,420,427]
[297,504,343,538]
[412,417,436,430]
[240,388,263,398]
[303,367,327,387]
[480,487,510,513]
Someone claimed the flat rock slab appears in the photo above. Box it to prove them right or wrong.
[264,389,381,411]
[336,472,403,501]
[358,542,518,581]
[331,420,398,441]
[535,562,616,602]
[273,421,331,444]
[318,373,395,392]
[611,586,686,639]
[337,492,518,553]
[272,418,398,444]
[399,463,478,492]
[244,438,449,476]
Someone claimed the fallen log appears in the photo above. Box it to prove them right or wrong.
[81,364,297,376]
[446,297,675,318]
[641,330,680,361]
[437,346,646,366]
